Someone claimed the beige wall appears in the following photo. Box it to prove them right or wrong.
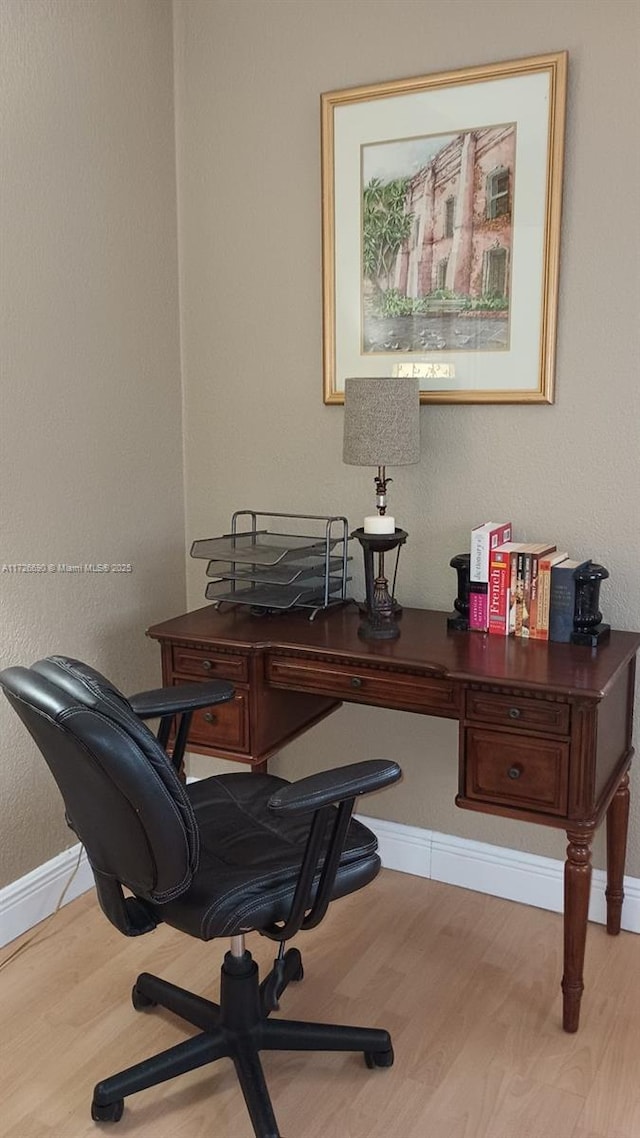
[0,0,185,886]
[1,0,638,894]
[174,0,640,873]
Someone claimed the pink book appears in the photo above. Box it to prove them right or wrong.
[469,521,512,631]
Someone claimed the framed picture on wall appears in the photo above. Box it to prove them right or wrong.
[321,52,567,405]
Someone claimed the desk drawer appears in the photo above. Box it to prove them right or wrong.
[186,691,249,753]
[465,728,569,815]
[466,690,570,735]
[267,655,458,715]
[172,646,248,683]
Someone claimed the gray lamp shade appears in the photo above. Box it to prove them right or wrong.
[343,377,420,467]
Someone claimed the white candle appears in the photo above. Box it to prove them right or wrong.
[364,515,395,534]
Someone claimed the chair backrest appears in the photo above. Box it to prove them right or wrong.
[0,658,199,929]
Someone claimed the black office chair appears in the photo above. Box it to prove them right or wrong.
[0,656,401,1138]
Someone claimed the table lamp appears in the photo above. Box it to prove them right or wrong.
[343,377,420,639]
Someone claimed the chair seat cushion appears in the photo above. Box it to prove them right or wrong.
[149,773,380,939]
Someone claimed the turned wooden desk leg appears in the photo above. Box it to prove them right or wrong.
[605,772,630,935]
[562,829,592,1033]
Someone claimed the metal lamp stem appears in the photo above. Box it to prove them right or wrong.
[374,466,392,515]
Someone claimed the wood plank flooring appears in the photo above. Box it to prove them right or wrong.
[1,870,639,1138]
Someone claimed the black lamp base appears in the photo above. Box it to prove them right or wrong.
[357,598,403,617]
[357,619,401,641]
[351,528,408,642]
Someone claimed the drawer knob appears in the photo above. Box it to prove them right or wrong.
[202,659,213,671]
[508,765,523,780]
[351,676,363,689]
[204,712,217,724]
[508,707,521,720]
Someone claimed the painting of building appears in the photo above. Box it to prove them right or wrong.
[361,123,516,354]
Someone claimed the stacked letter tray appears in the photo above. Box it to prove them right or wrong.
[190,512,351,618]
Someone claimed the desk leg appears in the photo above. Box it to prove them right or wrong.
[562,829,592,1033]
[605,772,630,935]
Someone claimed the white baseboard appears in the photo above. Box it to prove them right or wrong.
[0,844,93,949]
[2,819,639,950]
[356,815,640,934]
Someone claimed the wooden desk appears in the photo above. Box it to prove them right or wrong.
[148,604,640,1033]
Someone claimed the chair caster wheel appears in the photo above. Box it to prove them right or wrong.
[91,1099,124,1122]
[364,1046,394,1069]
[131,984,156,1011]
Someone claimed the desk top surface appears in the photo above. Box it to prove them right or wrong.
[148,605,640,700]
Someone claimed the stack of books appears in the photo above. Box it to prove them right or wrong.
[470,521,588,642]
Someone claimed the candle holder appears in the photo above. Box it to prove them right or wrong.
[447,553,471,631]
[571,562,611,646]
[352,528,407,640]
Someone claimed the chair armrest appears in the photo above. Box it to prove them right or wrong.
[268,759,401,816]
[128,681,235,720]
[262,758,402,944]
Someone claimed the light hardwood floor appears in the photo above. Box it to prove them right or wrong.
[2,870,639,1138]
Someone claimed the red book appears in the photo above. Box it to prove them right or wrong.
[488,542,522,635]
[469,521,512,631]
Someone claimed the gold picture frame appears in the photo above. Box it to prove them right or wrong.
[321,52,567,405]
